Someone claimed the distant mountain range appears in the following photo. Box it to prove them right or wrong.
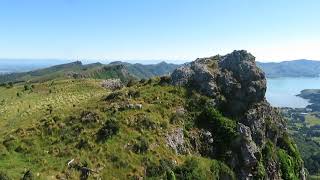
[257,59,320,78]
[0,61,180,84]
[1,58,320,82]
[0,59,70,74]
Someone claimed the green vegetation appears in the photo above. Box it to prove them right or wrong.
[0,74,305,179]
[197,107,238,158]
[0,61,179,84]
[0,77,232,179]
[283,107,320,176]
[304,114,320,127]
[277,134,303,180]
[173,157,235,180]
[277,149,300,180]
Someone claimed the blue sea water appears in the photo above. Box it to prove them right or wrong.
[266,77,320,108]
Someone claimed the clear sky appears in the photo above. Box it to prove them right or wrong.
[0,0,319,63]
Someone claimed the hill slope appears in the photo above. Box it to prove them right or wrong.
[110,61,180,79]
[0,61,180,84]
[0,51,305,179]
[258,59,320,78]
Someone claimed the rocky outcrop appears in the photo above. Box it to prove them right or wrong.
[172,50,266,116]
[166,128,188,154]
[101,79,123,90]
[171,50,306,180]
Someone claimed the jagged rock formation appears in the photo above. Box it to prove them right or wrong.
[172,50,266,116]
[171,50,306,180]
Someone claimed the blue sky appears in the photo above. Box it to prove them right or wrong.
[0,0,319,63]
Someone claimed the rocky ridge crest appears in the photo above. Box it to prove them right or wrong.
[171,50,306,179]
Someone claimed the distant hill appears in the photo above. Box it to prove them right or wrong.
[257,59,320,78]
[0,59,70,73]
[109,61,180,79]
[0,61,180,84]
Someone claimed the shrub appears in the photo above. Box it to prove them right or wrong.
[128,89,140,98]
[146,159,174,177]
[21,170,33,180]
[197,107,237,157]
[24,84,32,91]
[132,136,149,154]
[262,141,276,164]
[277,149,300,180]
[277,133,301,161]
[6,82,13,88]
[104,91,123,101]
[139,79,147,84]
[108,154,129,168]
[256,161,266,179]
[146,161,165,177]
[96,119,120,142]
[173,158,206,180]
[127,79,138,87]
[147,79,153,84]
[3,136,18,151]
[174,158,235,180]
[132,114,158,131]
[80,111,100,125]
[76,139,92,150]
[159,76,171,85]
[0,171,10,180]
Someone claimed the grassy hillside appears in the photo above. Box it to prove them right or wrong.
[0,77,302,179]
[0,79,107,179]
[0,78,235,179]
[0,61,135,84]
[0,61,180,85]
[110,61,180,79]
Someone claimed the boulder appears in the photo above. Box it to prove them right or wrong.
[166,128,187,154]
[101,79,123,90]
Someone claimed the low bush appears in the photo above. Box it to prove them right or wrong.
[21,170,33,180]
[277,133,303,179]
[139,79,147,84]
[146,159,174,177]
[96,118,120,142]
[108,154,129,169]
[277,149,300,180]
[0,171,11,180]
[132,114,158,131]
[127,79,138,87]
[159,76,171,85]
[262,141,276,164]
[132,136,149,154]
[128,89,140,98]
[174,157,235,180]
[104,91,123,101]
[80,111,100,125]
[197,107,237,157]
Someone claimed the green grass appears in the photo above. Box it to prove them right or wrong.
[0,79,107,179]
[0,78,191,179]
[0,77,305,179]
[305,114,320,127]
[0,79,106,133]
